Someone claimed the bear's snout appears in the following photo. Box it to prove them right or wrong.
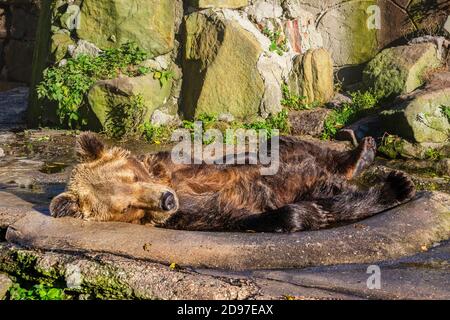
[161,191,177,212]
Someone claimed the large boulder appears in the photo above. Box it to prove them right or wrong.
[288,48,334,105]
[182,8,306,120]
[380,72,450,144]
[182,10,265,120]
[76,0,175,57]
[87,74,172,130]
[363,43,442,99]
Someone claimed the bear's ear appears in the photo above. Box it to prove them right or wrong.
[75,132,105,162]
[50,192,82,218]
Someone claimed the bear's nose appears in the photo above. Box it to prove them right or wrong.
[161,192,177,211]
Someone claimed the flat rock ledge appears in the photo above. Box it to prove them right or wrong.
[4,192,450,270]
[0,243,259,300]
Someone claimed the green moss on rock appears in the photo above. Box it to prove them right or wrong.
[347,0,378,64]
[76,0,175,57]
[363,43,442,99]
[83,274,133,300]
[0,250,62,286]
[381,89,450,143]
[50,33,75,62]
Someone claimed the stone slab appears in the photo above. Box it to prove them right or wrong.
[5,192,450,270]
[199,240,450,299]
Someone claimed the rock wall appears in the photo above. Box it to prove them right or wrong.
[26,0,449,128]
[0,0,40,85]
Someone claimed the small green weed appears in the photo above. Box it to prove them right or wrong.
[281,84,319,111]
[262,27,288,56]
[441,105,450,122]
[141,122,177,145]
[9,283,66,300]
[322,90,380,140]
[424,148,444,161]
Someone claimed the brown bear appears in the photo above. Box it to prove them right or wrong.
[50,132,416,232]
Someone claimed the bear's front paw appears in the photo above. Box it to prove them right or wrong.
[384,171,416,203]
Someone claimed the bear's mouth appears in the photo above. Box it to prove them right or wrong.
[146,209,177,226]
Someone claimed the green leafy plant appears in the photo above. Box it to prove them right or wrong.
[424,148,444,161]
[350,90,379,111]
[183,113,219,131]
[37,42,170,129]
[147,111,291,146]
[244,109,290,137]
[9,283,66,300]
[322,90,380,140]
[141,122,177,145]
[442,105,450,122]
[181,113,221,144]
[262,27,288,56]
[153,70,175,87]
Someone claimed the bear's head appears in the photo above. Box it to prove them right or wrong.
[50,132,178,224]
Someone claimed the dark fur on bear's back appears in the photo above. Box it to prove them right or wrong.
[139,136,416,232]
[50,133,416,233]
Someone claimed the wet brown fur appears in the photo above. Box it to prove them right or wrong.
[50,133,416,233]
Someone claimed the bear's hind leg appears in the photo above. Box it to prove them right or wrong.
[234,202,335,233]
[234,170,416,233]
[337,137,377,179]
